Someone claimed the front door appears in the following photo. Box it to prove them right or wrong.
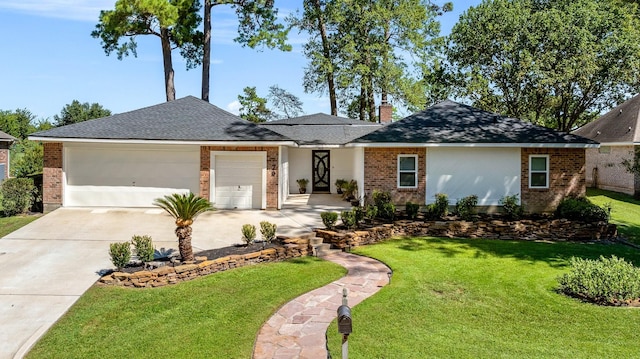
[312,150,330,193]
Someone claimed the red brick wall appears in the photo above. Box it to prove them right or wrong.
[521,148,586,213]
[0,146,9,179]
[43,142,63,212]
[364,148,426,204]
[200,146,279,209]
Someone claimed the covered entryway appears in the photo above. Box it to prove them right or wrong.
[210,151,266,209]
[64,144,200,207]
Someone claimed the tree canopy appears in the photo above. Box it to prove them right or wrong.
[92,0,203,101]
[268,85,304,119]
[446,0,640,132]
[295,0,451,120]
[54,100,112,127]
[238,86,274,123]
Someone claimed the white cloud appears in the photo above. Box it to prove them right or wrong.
[0,0,114,22]
[226,100,241,115]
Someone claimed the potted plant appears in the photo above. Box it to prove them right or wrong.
[335,179,347,194]
[297,178,309,194]
[342,180,358,201]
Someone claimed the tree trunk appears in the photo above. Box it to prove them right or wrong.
[160,27,176,101]
[312,0,337,115]
[201,0,212,102]
[175,226,194,261]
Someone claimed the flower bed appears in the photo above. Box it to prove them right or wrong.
[98,237,311,288]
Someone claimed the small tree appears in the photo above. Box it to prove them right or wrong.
[153,192,213,261]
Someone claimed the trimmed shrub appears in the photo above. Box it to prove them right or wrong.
[455,195,478,221]
[260,221,277,243]
[555,196,609,222]
[109,242,131,270]
[321,211,339,229]
[241,224,257,245]
[1,177,36,217]
[406,202,420,220]
[364,205,378,220]
[131,235,154,263]
[499,194,524,220]
[352,206,365,226]
[341,210,357,229]
[372,190,395,221]
[372,190,392,208]
[558,255,640,305]
[424,193,448,220]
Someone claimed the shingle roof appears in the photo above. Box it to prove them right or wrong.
[572,94,640,144]
[353,100,597,145]
[261,113,381,145]
[30,96,291,142]
[0,130,16,142]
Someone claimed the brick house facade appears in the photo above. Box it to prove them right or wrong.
[363,147,426,204]
[43,142,63,212]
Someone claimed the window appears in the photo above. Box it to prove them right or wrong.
[529,155,549,188]
[398,155,418,188]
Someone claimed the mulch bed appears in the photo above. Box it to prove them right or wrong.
[111,242,279,274]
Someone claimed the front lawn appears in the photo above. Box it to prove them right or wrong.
[26,257,346,359]
[0,214,39,238]
[587,188,640,244]
[327,237,640,358]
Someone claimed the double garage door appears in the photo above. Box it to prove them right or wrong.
[65,145,266,209]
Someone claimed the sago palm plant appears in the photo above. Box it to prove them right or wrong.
[153,192,214,261]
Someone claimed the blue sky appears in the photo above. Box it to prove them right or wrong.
[0,0,480,121]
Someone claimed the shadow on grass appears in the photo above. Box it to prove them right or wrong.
[391,236,640,269]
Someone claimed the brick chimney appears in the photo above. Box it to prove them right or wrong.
[378,101,393,124]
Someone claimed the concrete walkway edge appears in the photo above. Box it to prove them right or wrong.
[253,252,391,358]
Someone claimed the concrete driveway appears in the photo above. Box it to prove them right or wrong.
[0,194,349,359]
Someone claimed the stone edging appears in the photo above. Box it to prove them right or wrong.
[316,218,618,249]
[98,237,311,288]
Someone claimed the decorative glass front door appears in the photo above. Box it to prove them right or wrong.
[312,150,330,192]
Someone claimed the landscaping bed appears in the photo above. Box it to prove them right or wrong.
[98,236,311,288]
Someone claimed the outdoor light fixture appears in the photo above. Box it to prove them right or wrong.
[387,270,393,284]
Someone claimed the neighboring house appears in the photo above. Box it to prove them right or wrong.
[573,95,640,196]
[0,130,16,182]
[30,96,596,213]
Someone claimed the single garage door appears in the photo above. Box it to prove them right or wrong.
[65,144,200,207]
[211,152,265,209]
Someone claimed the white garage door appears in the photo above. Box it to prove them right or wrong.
[426,147,521,206]
[65,144,200,207]
[212,152,265,209]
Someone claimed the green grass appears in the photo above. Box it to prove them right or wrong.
[0,214,39,237]
[26,257,346,359]
[327,237,640,358]
[587,188,640,244]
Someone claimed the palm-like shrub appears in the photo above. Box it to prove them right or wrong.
[153,192,214,261]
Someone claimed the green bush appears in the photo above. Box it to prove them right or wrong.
[558,255,640,305]
[364,205,378,220]
[241,224,257,245]
[131,235,154,263]
[455,195,478,221]
[424,193,449,220]
[372,190,396,221]
[321,211,339,229]
[406,202,420,220]
[260,221,277,243]
[372,190,392,208]
[341,210,357,229]
[0,177,36,217]
[109,242,131,270]
[352,206,364,226]
[555,196,609,222]
[499,194,524,220]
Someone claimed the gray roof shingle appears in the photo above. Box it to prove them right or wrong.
[30,96,291,142]
[261,113,381,145]
[0,130,16,142]
[572,94,640,144]
[353,100,597,145]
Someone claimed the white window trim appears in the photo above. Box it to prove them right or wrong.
[529,155,549,189]
[397,154,418,189]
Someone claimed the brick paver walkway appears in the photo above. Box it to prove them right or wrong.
[253,252,391,359]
